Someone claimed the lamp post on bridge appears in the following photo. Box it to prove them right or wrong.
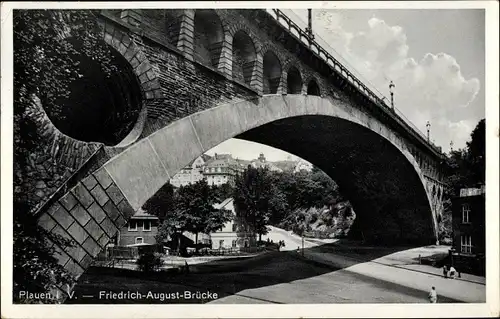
[305,9,315,40]
[389,81,395,110]
[426,121,431,142]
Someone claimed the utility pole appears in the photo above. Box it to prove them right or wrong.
[389,81,395,110]
[426,121,431,142]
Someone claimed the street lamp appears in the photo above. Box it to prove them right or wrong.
[389,81,395,110]
[450,140,454,152]
[426,121,431,142]
[305,9,315,40]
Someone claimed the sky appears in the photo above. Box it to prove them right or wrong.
[208,8,485,161]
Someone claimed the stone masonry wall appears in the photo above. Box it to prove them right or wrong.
[37,166,134,281]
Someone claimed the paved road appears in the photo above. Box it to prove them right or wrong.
[71,227,484,304]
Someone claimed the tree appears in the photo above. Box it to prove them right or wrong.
[142,182,175,221]
[443,118,486,197]
[466,119,485,186]
[13,10,115,302]
[233,166,282,241]
[155,180,231,252]
[211,182,234,203]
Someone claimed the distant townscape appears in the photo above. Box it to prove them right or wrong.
[170,152,313,188]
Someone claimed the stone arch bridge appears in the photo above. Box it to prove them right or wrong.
[19,9,447,281]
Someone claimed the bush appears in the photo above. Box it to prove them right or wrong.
[136,252,163,272]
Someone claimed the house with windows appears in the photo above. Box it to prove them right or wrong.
[210,198,256,250]
[169,155,209,187]
[204,153,242,186]
[450,186,485,275]
[118,210,160,246]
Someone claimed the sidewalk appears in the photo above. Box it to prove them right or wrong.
[303,249,486,303]
[372,246,486,285]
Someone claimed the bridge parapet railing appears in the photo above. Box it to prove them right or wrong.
[266,9,442,153]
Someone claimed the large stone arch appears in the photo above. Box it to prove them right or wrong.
[35,95,440,284]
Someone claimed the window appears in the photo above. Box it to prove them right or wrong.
[461,235,472,254]
[232,240,237,248]
[128,220,137,231]
[462,204,470,223]
[135,237,143,245]
[143,221,151,231]
[219,240,224,248]
[232,223,237,232]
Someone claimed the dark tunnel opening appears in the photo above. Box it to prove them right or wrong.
[42,38,143,146]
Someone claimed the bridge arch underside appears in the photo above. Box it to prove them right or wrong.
[236,116,434,245]
[102,95,436,246]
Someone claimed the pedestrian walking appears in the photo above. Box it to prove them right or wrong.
[428,286,438,303]
[443,265,448,278]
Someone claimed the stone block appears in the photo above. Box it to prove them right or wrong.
[148,117,204,180]
[93,167,113,189]
[105,184,124,205]
[53,244,71,266]
[71,183,94,208]
[51,225,75,244]
[80,254,94,270]
[98,234,110,247]
[103,138,170,211]
[65,259,85,278]
[67,221,89,244]
[102,200,122,222]
[88,202,107,223]
[115,215,127,229]
[82,175,98,190]
[59,192,78,211]
[90,184,110,206]
[124,47,138,62]
[117,200,135,219]
[49,205,75,230]
[100,217,118,238]
[66,244,87,263]
[135,60,150,76]
[84,219,105,243]
[82,236,102,257]
[69,204,91,227]
[38,212,56,232]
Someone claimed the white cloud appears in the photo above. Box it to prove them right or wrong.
[310,10,481,151]
[211,10,481,160]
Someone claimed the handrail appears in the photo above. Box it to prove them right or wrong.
[267,9,442,154]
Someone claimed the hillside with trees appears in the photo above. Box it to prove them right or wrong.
[438,119,486,243]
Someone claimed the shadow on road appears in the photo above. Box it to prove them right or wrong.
[67,240,462,304]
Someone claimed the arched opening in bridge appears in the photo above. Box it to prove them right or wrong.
[232,30,256,85]
[287,67,302,94]
[263,51,282,94]
[307,79,321,96]
[42,37,143,146]
[193,9,224,68]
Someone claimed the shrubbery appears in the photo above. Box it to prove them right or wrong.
[136,252,163,272]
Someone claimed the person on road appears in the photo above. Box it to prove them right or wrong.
[443,265,448,278]
[428,286,438,303]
